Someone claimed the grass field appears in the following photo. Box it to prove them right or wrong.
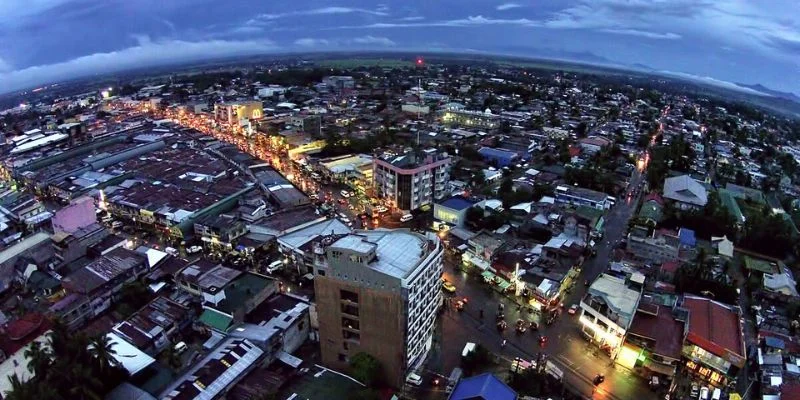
[317,58,413,68]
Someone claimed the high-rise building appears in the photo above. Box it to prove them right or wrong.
[312,229,444,387]
[373,149,450,211]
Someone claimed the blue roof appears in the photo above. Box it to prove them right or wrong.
[478,147,518,159]
[440,196,476,211]
[678,228,696,247]
[449,373,517,400]
[765,336,786,350]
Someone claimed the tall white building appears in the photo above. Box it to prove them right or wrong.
[312,229,443,387]
[373,149,450,211]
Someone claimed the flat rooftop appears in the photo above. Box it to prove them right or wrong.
[586,274,641,327]
[331,229,430,279]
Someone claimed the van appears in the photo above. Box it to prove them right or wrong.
[405,372,423,386]
[400,213,413,223]
[266,260,284,274]
[711,388,721,400]
[165,247,179,257]
[174,341,188,354]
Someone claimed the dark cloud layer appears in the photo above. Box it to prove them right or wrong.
[0,0,798,94]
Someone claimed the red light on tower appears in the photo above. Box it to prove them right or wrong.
[416,56,424,66]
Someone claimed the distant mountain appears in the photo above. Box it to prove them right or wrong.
[735,83,800,104]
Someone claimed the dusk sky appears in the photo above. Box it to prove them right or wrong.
[1,0,799,94]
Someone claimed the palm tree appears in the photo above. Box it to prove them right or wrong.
[4,374,34,400]
[89,335,118,373]
[23,340,51,379]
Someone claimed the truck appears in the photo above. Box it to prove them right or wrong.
[445,367,463,394]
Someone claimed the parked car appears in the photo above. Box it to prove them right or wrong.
[266,260,284,274]
[186,245,202,254]
[405,373,423,386]
[441,279,456,293]
[699,387,710,400]
[400,213,413,223]
[340,190,350,198]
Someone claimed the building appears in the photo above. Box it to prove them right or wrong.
[623,300,688,377]
[312,229,444,387]
[319,154,374,184]
[554,185,612,210]
[52,248,149,330]
[322,76,355,92]
[194,214,248,251]
[290,114,321,136]
[478,147,519,167]
[433,196,478,229]
[679,295,746,386]
[246,293,312,354]
[578,136,612,154]
[373,149,450,211]
[440,108,499,129]
[579,273,644,359]
[627,227,681,265]
[448,372,517,400]
[161,338,264,400]
[214,101,263,125]
[111,296,192,355]
[663,175,708,209]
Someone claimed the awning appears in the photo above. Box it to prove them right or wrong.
[497,279,512,291]
[465,253,491,271]
[277,350,303,369]
[644,359,677,376]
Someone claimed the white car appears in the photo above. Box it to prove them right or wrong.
[699,387,710,400]
[375,206,388,214]
[340,190,350,198]
[405,372,423,386]
[186,245,202,254]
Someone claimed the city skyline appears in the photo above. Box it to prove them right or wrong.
[1,0,799,95]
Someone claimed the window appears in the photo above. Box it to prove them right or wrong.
[338,353,348,362]
[343,342,349,351]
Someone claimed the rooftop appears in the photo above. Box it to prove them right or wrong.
[439,196,477,211]
[585,274,642,328]
[682,295,745,360]
[277,217,351,251]
[330,229,432,279]
[627,304,685,359]
[449,372,517,400]
[161,338,263,400]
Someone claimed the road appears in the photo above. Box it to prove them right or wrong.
[421,169,650,400]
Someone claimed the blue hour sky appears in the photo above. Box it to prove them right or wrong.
[1,0,798,94]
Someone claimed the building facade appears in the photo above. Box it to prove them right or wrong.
[312,229,443,387]
[579,273,644,360]
[373,149,450,211]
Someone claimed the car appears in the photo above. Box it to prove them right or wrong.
[568,304,579,315]
[400,213,413,223]
[340,190,350,198]
[699,387,710,400]
[186,245,202,254]
[441,279,456,293]
[405,373,423,386]
[375,206,388,213]
[309,193,318,200]
[689,385,699,398]
[110,221,123,229]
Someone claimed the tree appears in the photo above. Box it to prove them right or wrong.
[349,353,383,387]
[576,121,588,138]
[23,340,51,378]
[89,335,119,374]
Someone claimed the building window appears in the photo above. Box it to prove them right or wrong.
[338,353,348,362]
[343,342,349,351]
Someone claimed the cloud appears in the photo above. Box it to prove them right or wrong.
[496,3,523,11]
[601,29,681,40]
[351,35,396,46]
[294,38,330,47]
[249,6,388,25]
[293,36,395,48]
[400,16,424,21]
[0,57,12,73]
[0,36,278,94]
[333,15,538,29]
